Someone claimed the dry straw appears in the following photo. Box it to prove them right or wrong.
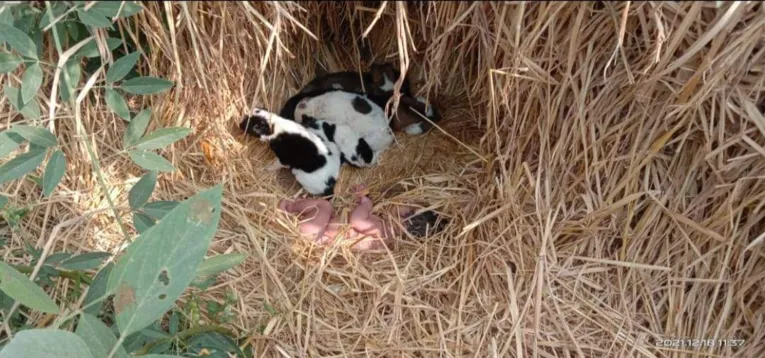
[2,1,765,357]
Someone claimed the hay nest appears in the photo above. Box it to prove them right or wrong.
[2,1,764,356]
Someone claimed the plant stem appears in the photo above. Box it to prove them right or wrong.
[51,288,115,329]
[46,1,132,243]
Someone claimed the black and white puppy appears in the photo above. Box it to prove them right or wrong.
[300,63,413,98]
[279,62,413,121]
[299,115,378,168]
[293,90,395,158]
[239,108,341,197]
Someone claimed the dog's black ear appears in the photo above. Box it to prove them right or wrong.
[359,38,373,62]
[239,114,272,137]
[314,62,328,78]
[239,115,253,133]
[301,115,320,129]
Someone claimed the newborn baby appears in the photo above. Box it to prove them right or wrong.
[278,184,447,251]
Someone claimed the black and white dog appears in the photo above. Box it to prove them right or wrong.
[278,63,412,122]
[299,115,378,168]
[239,108,341,196]
[280,63,442,137]
[293,90,395,164]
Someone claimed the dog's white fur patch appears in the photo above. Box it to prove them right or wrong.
[294,91,394,156]
[291,142,341,195]
[379,74,395,92]
[416,96,435,118]
[404,123,425,135]
[307,119,379,167]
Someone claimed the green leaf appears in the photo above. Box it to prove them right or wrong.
[51,21,67,47]
[26,24,44,61]
[263,302,278,316]
[42,150,66,197]
[75,313,129,358]
[0,52,22,73]
[0,261,59,314]
[12,6,42,31]
[39,2,68,30]
[76,37,122,58]
[139,355,186,358]
[190,275,217,290]
[129,171,157,210]
[76,8,113,29]
[106,51,140,84]
[45,252,73,265]
[90,2,145,18]
[123,108,152,146]
[65,21,83,43]
[121,333,150,355]
[83,262,114,316]
[119,76,174,95]
[28,142,48,155]
[24,242,42,260]
[0,329,93,358]
[169,311,179,335]
[4,85,40,119]
[196,253,247,278]
[20,63,43,105]
[0,22,38,59]
[60,57,82,102]
[0,131,25,158]
[27,174,43,188]
[105,88,131,121]
[139,324,170,339]
[0,7,13,26]
[0,150,46,185]
[9,125,58,147]
[128,150,175,172]
[0,195,7,210]
[106,185,223,337]
[140,201,180,220]
[131,127,191,151]
[133,212,155,234]
[59,252,111,271]
[187,332,245,357]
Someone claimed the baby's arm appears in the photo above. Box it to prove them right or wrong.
[348,185,396,243]
[279,198,334,237]
[349,196,377,233]
[347,196,393,251]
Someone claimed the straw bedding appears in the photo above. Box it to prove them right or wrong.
[2,1,764,356]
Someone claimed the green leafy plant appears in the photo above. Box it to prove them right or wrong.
[0,2,248,357]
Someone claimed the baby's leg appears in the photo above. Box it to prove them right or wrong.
[279,198,334,237]
[344,184,395,250]
[350,194,401,239]
[347,198,391,250]
[348,196,379,234]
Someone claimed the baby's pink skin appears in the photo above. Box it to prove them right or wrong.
[278,184,417,251]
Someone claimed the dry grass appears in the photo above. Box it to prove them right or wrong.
[2,1,765,357]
